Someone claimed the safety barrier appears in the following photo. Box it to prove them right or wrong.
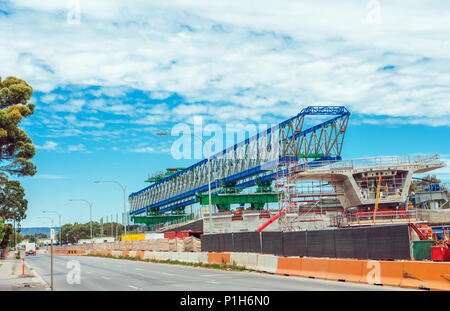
[111,251,122,257]
[73,248,450,290]
[400,261,450,290]
[299,258,329,279]
[188,252,208,264]
[275,257,303,276]
[256,254,278,274]
[229,253,259,270]
[361,260,403,286]
[327,259,364,283]
[207,252,230,265]
[136,250,145,259]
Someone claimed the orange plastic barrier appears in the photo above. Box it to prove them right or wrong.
[207,253,230,265]
[361,260,404,287]
[122,250,129,257]
[327,259,365,283]
[276,257,303,276]
[300,258,329,279]
[400,261,450,291]
[136,250,145,259]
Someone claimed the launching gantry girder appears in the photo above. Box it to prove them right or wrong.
[129,106,351,216]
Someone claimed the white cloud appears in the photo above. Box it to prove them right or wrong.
[52,99,86,113]
[67,144,87,152]
[1,0,450,127]
[131,146,156,153]
[36,141,58,150]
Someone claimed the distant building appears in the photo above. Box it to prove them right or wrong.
[38,238,52,246]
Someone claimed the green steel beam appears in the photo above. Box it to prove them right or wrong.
[195,192,279,210]
[298,153,325,158]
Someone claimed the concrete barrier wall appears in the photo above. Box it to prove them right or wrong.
[230,253,258,270]
[257,254,278,274]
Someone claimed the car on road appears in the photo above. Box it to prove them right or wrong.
[25,243,36,256]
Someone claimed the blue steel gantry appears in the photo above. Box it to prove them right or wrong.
[129,106,351,216]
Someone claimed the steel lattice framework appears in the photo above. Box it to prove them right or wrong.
[129,106,350,215]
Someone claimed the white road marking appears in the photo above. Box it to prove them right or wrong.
[128,285,139,290]
[201,274,218,277]
[206,281,219,284]
[151,271,174,276]
[101,276,110,280]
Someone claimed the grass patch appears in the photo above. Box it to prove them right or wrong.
[85,253,255,272]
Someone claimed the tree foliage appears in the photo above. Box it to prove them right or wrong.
[0,76,36,177]
[0,173,27,222]
[0,75,36,249]
[0,222,12,249]
[59,222,124,244]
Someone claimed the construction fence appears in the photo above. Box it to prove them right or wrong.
[201,224,411,260]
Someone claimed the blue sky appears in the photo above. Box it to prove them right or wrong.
[0,0,449,227]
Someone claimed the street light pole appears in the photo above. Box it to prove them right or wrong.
[68,199,93,241]
[43,211,62,245]
[94,180,127,241]
[157,131,214,233]
[39,217,54,291]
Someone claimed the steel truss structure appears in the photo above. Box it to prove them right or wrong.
[129,106,350,216]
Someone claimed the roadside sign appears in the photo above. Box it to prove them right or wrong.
[50,228,55,240]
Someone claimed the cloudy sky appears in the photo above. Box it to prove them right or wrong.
[0,0,449,227]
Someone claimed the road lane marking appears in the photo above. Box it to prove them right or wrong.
[101,276,111,280]
[128,285,139,290]
[206,281,220,284]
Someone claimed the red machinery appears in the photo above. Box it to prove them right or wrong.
[256,207,289,232]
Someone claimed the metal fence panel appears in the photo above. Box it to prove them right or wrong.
[261,232,283,256]
[232,232,261,253]
[282,231,307,257]
[307,230,336,258]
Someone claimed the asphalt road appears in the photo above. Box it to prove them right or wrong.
[24,252,414,291]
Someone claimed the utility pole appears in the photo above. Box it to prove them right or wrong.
[50,227,54,291]
[42,211,62,245]
[13,220,16,250]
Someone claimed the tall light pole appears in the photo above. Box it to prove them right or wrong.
[37,216,55,245]
[157,131,214,233]
[38,216,54,291]
[69,199,93,241]
[42,211,62,245]
[94,180,127,241]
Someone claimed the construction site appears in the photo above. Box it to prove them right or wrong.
[53,106,450,290]
[127,106,449,241]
